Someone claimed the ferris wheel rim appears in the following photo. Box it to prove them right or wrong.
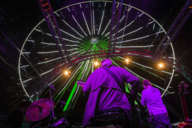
[18,1,175,98]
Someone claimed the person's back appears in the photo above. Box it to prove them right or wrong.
[141,87,167,115]
[141,79,171,128]
[83,66,137,93]
[81,59,140,127]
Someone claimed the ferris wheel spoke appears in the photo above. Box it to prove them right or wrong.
[53,62,84,107]
[118,56,169,78]
[37,48,78,54]
[35,28,81,43]
[40,42,79,46]
[118,5,132,46]
[55,13,84,38]
[116,12,144,36]
[60,29,81,40]
[98,2,106,35]
[57,62,84,96]
[147,29,164,51]
[116,27,143,40]
[21,62,68,85]
[111,58,165,91]
[82,12,91,35]
[36,51,81,65]
[92,2,95,35]
[45,32,80,43]
[71,60,91,107]
[105,15,126,37]
[48,66,72,86]
[101,19,111,36]
[115,45,154,49]
[72,15,87,36]
[116,31,164,44]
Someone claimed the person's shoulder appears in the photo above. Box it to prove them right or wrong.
[88,68,103,78]
[111,66,127,71]
[152,87,161,92]
[142,87,151,93]
[110,66,126,73]
[151,87,159,91]
[94,68,103,72]
[141,89,147,94]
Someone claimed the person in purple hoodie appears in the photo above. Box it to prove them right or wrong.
[79,59,141,128]
[141,79,171,128]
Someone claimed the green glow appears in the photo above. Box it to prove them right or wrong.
[53,63,84,104]
[71,61,93,109]
[181,65,191,82]
[182,65,186,76]
[135,100,138,105]
[63,61,91,111]
[63,68,84,111]
[93,44,97,48]
[54,69,81,106]
[63,74,82,111]
[125,85,130,93]
[62,36,109,111]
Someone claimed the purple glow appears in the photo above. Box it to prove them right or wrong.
[54,120,63,126]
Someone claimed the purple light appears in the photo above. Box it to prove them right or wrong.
[54,120,63,126]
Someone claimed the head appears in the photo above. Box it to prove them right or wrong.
[142,79,152,89]
[101,59,113,68]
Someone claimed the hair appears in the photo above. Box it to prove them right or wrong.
[142,79,152,87]
[101,59,113,67]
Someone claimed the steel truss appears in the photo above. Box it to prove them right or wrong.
[155,0,192,56]
[37,0,70,63]
[166,59,192,83]
[108,0,123,57]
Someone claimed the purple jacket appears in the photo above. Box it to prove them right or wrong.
[82,66,140,127]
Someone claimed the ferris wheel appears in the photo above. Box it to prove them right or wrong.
[18,1,176,107]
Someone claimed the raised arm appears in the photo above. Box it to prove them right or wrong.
[82,73,93,97]
[122,68,141,95]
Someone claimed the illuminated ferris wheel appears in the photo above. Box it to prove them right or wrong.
[18,1,175,108]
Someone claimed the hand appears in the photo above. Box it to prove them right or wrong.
[79,84,84,88]
[77,81,85,88]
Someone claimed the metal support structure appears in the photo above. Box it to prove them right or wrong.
[108,0,123,57]
[155,0,192,56]
[37,0,70,64]
[166,59,192,83]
